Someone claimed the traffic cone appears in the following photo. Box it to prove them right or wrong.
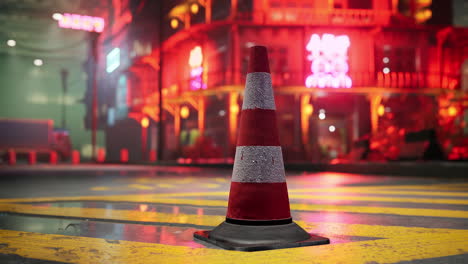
[28,151,37,165]
[120,148,129,163]
[71,150,80,165]
[49,151,58,165]
[7,149,16,165]
[193,46,329,251]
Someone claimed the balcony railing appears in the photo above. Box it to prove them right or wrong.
[167,70,460,96]
[241,8,391,26]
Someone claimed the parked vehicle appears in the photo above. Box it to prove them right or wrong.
[0,119,72,162]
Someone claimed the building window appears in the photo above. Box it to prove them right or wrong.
[375,45,416,74]
[269,46,289,85]
[241,45,289,85]
[347,0,372,9]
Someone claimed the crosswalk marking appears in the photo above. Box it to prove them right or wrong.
[1,181,467,263]
[1,195,467,219]
[1,224,467,264]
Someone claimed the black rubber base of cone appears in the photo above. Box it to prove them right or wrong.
[193,221,329,251]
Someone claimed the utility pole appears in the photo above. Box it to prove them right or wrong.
[90,32,100,161]
[60,68,69,129]
[157,1,165,161]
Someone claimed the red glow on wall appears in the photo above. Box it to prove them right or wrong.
[58,13,105,33]
[305,34,352,88]
[189,46,206,90]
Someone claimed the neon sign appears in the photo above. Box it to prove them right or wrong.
[106,48,120,73]
[305,34,352,88]
[57,13,105,33]
[189,46,206,90]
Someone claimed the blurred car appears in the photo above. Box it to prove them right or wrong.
[0,119,72,162]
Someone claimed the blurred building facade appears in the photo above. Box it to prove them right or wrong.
[97,0,468,162]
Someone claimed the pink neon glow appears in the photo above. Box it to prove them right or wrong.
[189,46,206,90]
[58,13,105,33]
[305,34,352,88]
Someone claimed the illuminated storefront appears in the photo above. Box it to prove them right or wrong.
[119,0,468,162]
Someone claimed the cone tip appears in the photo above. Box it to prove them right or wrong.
[248,46,270,74]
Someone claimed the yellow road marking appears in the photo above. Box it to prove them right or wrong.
[0,203,225,227]
[289,188,468,197]
[289,203,468,218]
[1,194,467,219]
[157,183,175,188]
[90,186,110,191]
[362,183,468,191]
[86,182,468,196]
[127,184,155,190]
[4,186,468,205]
[214,177,228,183]
[200,183,221,188]
[1,225,467,264]
[290,194,468,205]
[2,202,467,237]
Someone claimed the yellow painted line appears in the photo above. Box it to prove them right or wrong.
[157,183,175,188]
[5,187,468,205]
[2,199,468,239]
[127,184,155,190]
[127,198,468,218]
[289,203,468,218]
[1,226,467,264]
[290,194,468,205]
[299,222,468,239]
[215,177,228,183]
[150,188,468,198]
[362,183,468,191]
[2,202,467,240]
[89,186,110,191]
[0,203,225,227]
[200,183,221,188]
[289,188,468,197]
[2,193,467,218]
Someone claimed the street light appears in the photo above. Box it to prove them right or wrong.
[318,112,326,120]
[52,13,63,20]
[53,13,104,160]
[7,40,16,47]
[60,69,69,129]
[33,59,43,66]
[170,18,179,29]
[180,106,190,119]
[190,3,199,14]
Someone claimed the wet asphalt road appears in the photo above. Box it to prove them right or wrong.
[0,165,467,264]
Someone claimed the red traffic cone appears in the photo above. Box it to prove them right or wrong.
[194,46,329,251]
[71,150,80,165]
[28,151,37,165]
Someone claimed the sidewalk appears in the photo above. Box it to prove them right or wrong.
[1,161,467,177]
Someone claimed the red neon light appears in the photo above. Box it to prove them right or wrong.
[305,34,352,88]
[58,13,105,33]
[189,46,206,90]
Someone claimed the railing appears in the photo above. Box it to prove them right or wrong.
[165,70,461,96]
[126,70,461,103]
[238,9,391,26]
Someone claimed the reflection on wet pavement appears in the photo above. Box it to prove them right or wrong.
[0,168,467,264]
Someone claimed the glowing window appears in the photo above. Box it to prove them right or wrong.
[189,46,203,68]
[305,34,352,88]
[188,46,206,90]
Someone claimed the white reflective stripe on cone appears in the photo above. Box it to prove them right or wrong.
[242,72,276,110]
[232,146,286,183]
